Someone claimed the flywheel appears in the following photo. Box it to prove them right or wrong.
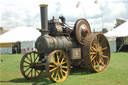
[46,50,71,82]
[74,18,91,45]
[82,33,110,72]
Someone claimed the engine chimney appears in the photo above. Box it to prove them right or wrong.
[40,4,49,35]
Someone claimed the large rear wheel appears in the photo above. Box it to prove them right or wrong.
[83,33,110,72]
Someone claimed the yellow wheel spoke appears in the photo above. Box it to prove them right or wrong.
[93,60,96,67]
[51,61,58,65]
[100,57,105,66]
[57,71,61,81]
[90,52,96,55]
[101,47,108,51]
[62,69,67,74]
[57,53,60,63]
[55,72,58,81]
[60,69,64,78]
[91,55,96,61]
[101,55,109,58]
[61,57,64,62]
[49,64,55,67]
[97,61,100,70]
[62,66,67,69]
[61,61,66,64]
[91,46,96,51]
[100,59,105,66]
[51,72,55,78]
[50,67,57,72]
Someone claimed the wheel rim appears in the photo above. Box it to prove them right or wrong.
[83,34,110,72]
[46,50,70,82]
[20,51,43,79]
[90,34,110,72]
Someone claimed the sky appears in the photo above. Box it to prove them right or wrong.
[0,0,128,31]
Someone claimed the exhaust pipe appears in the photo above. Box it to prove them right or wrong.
[40,4,49,35]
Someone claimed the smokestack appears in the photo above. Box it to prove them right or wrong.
[40,4,49,34]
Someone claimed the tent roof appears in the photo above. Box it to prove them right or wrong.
[104,21,128,38]
[0,27,41,43]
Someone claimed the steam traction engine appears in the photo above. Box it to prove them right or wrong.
[20,4,110,82]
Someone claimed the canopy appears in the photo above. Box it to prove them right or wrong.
[0,27,41,43]
[104,21,128,38]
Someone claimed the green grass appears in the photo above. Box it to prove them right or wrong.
[0,52,128,85]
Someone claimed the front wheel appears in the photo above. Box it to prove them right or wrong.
[20,51,43,79]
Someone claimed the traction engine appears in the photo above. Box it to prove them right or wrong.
[20,4,110,82]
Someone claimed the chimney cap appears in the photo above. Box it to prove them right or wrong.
[40,4,48,7]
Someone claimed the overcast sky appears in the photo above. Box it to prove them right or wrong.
[0,0,128,31]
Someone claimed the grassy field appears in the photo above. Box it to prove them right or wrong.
[0,52,128,85]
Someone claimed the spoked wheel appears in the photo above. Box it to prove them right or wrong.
[83,33,110,72]
[20,51,43,79]
[46,50,71,82]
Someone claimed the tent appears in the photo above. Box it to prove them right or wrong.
[105,21,128,37]
[104,21,128,52]
[0,27,41,54]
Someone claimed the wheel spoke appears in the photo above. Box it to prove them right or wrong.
[51,61,58,65]
[90,52,96,55]
[23,65,29,67]
[31,68,33,78]
[50,67,57,72]
[49,64,55,67]
[35,55,39,62]
[29,54,32,63]
[57,71,61,81]
[99,58,105,66]
[101,55,109,59]
[57,53,60,63]
[51,72,55,78]
[36,70,40,75]
[62,69,67,74]
[96,60,100,70]
[60,69,64,78]
[24,60,30,64]
[91,46,96,51]
[62,66,68,69]
[61,57,65,64]
[26,56,31,62]
[27,68,32,77]
[93,60,96,68]
[33,53,35,63]
[55,71,58,80]
[24,67,30,72]
[34,69,36,77]
[61,61,66,64]
[101,47,108,51]
[91,55,96,61]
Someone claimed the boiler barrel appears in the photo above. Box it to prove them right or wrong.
[35,35,76,53]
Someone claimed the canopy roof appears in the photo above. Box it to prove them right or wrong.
[0,27,41,43]
[104,21,128,38]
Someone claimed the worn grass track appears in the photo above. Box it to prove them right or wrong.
[0,52,128,85]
